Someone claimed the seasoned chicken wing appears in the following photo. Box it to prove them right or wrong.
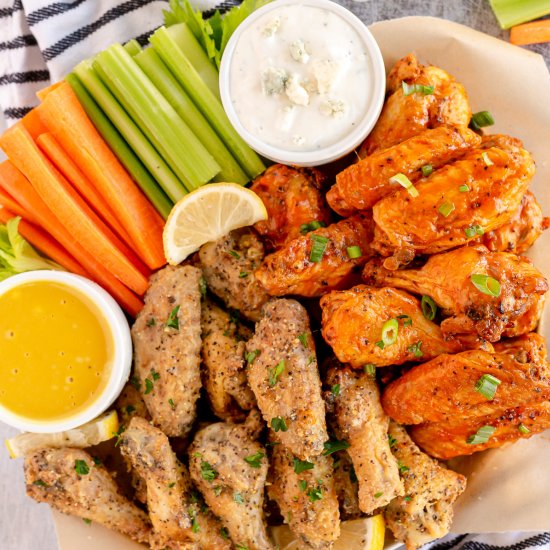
[325,367,404,513]
[256,214,374,298]
[477,190,550,254]
[320,285,462,368]
[115,380,151,425]
[268,441,340,548]
[360,53,472,156]
[132,265,202,437]
[189,420,273,550]
[372,136,535,261]
[329,125,481,216]
[199,228,270,321]
[382,348,550,425]
[363,245,548,342]
[120,417,230,549]
[332,451,361,520]
[246,299,328,459]
[251,164,332,250]
[493,332,548,365]
[25,447,151,544]
[201,297,256,421]
[385,422,466,550]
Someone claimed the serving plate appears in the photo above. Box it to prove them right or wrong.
[53,15,550,549]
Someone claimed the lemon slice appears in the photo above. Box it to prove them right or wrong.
[163,182,268,265]
[270,515,386,550]
[5,410,119,458]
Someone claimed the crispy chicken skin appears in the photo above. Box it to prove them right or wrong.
[199,228,270,321]
[132,265,202,437]
[189,420,273,550]
[360,53,472,156]
[325,367,404,514]
[201,298,256,421]
[410,400,550,460]
[363,245,548,342]
[329,125,481,216]
[320,285,462,368]
[382,348,550,425]
[246,299,328,459]
[256,213,374,298]
[251,164,332,250]
[493,332,548,364]
[115,381,151,425]
[385,422,466,550]
[120,417,230,549]
[332,451,362,520]
[477,190,550,254]
[371,136,535,261]
[25,447,151,544]
[268,441,340,548]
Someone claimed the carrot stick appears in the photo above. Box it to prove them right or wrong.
[0,123,149,295]
[510,20,550,45]
[0,187,41,225]
[36,81,64,102]
[0,207,89,277]
[36,81,166,269]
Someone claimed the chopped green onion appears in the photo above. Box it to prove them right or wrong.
[481,151,494,166]
[475,374,502,400]
[467,425,495,445]
[331,384,340,396]
[374,491,384,498]
[244,451,265,468]
[518,423,530,434]
[397,314,412,327]
[269,360,285,387]
[389,173,419,198]
[459,184,470,192]
[375,340,385,350]
[421,295,437,321]
[421,164,433,177]
[346,245,362,259]
[465,224,484,238]
[322,439,350,456]
[438,200,455,218]
[300,220,326,234]
[407,341,423,358]
[364,364,376,377]
[470,274,501,297]
[470,111,495,131]
[239,271,248,278]
[271,417,288,432]
[381,318,399,346]
[293,458,314,474]
[310,235,329,263]
[246,349,260,364]
[402,81,434,96]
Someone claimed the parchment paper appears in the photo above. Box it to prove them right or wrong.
[54,16,550,548]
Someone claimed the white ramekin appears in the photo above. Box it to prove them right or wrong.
[0,271,132,433]
[219,0,386,167]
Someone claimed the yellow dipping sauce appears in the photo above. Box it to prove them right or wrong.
[0,281,113,422]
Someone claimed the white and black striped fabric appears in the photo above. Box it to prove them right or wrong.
[0,1,549,549]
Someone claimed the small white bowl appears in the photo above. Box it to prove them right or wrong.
[0,271,132,433]
[219,0,385,166]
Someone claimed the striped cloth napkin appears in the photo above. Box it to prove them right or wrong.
[0,1,548,549]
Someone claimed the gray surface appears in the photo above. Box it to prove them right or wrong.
[0,2,549,550]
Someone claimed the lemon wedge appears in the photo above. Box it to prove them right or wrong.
[163,182,268,265]
[270,515,386,550]
[5,410,119,458]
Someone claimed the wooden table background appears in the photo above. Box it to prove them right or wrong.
[0,1,548,549]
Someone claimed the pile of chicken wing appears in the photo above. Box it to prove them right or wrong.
[24,54,550,550]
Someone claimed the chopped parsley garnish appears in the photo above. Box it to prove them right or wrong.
[146,317,156,327]
[398,461,410,474]
[199,276,207,297]
[293,458,314,474]
[331,384,340,396]
[220,527,230,539]
[233,492,245,504]
[322,439,350,456]
[213,485,223,496]
[144,378,154,395]
[165,305,181,330]
[271,417,288,432]
[125,405,136,415]
[388,434,398,449]
[151,369,160,381]
[130,375,140,390]
[307,484,323,502]
[33,480,48,487]
[82,518,92,525]
[168,482,176,488]
[168,398,176,410]
[92,456,102,466]
[239,271,248,278]
[307,354,316,365]
[403,495,412,502]
[246,349,261,364]
[374,491,384,498]
[236,545,249,550]
[228,249,240,259]
[244,451,265,468]
[297,333,308,347]
[200,461,218,482]
[192,515,200,533]
[74,459,89,476]
[298,479,308,492]
[407,341,423,358]
[113,425,126,447]
[269,360,285,387]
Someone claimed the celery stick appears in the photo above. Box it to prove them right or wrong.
[94,44,220,191]
[489,0,550,29]
[65,72,173,219]
[134,48,248,184]
[150,27,265,180]
[123,39,142,56]
[74,59,187,205]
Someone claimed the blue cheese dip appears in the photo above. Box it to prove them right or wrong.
[227,3,375,152]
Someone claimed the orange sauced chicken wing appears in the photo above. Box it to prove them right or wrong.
[328,125,481,216]
[320,285,462,368]
[256,213,374,298]
[360,53,472,156]
[250,164,332,251]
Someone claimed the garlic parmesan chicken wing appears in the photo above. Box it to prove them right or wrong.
[268,441,340,548]
[25,448,151,544]
[189,419,273,550]
[201,297,256,421]
[360,53,472,156]
[251,164,332,250]
[320,285,462,368]
[246,299,328,459]
[256,213,374,298]
[120,417,230,550]
[372,136,535,262]
[132,265,202,437]
[199,228,270,321]
[328,125,481,216]
[363,245,548,342]
[325,367,404,514]
[385,422,466,550]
